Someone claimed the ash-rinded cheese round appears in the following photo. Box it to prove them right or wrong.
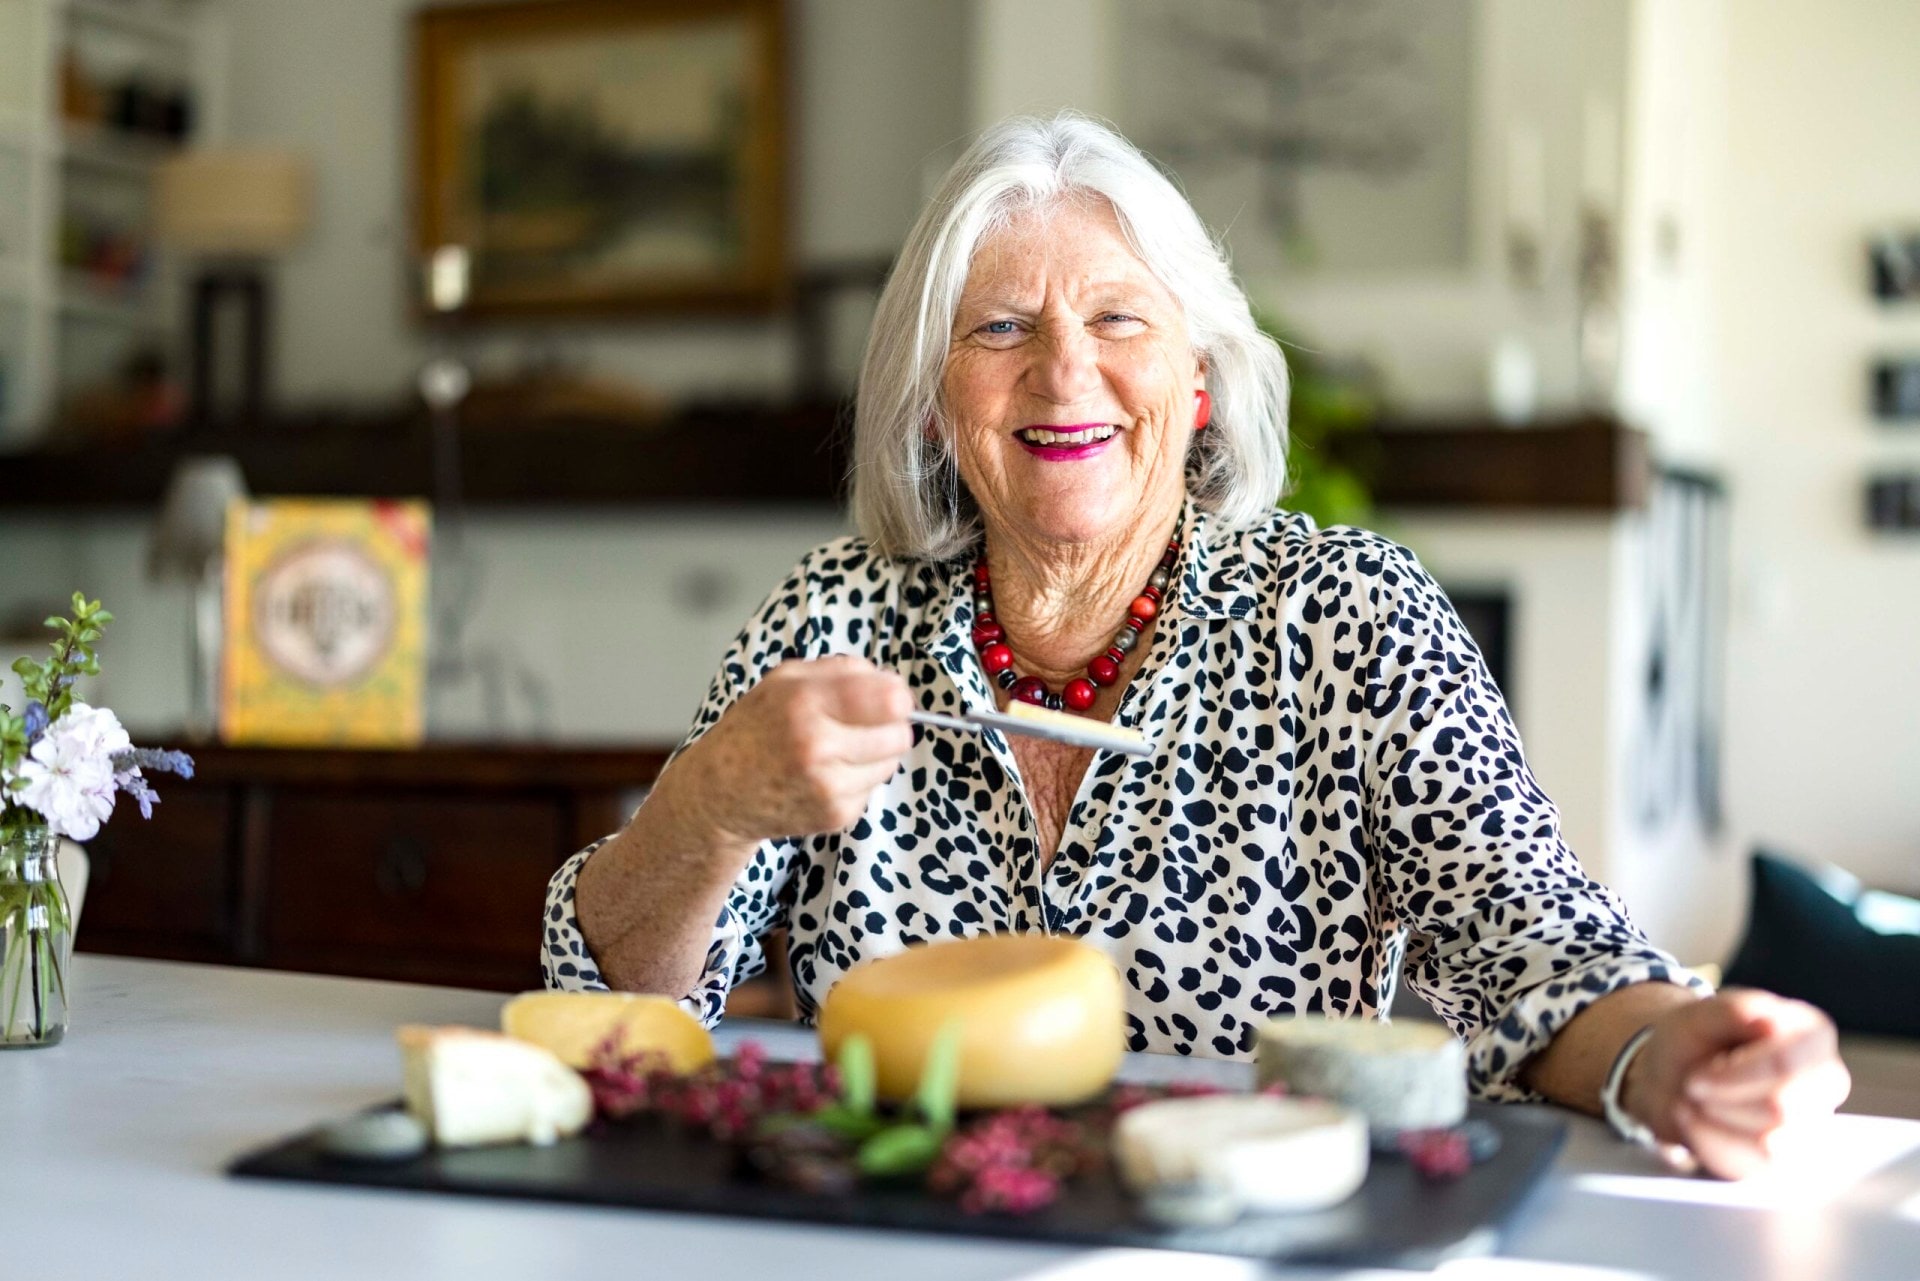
[1255,1015,1467,1132]
[1113,1095,1369,1213]
[817,933,1125,1108]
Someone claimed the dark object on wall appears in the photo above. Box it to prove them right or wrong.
[1724,851,1920,1040]
[1869,230,1920,301]
[414,0,789,318]
[1629,470,1727,834]
[1867,474,1920,532]
[1872,358,1920,420]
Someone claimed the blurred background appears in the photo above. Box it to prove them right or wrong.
[0,0,1914,1014]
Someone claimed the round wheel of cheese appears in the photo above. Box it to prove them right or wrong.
[1255,1014,1467,1132]
[817,933,1125,1107]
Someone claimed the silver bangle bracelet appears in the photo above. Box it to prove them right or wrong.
[1601,1025,1660,1149]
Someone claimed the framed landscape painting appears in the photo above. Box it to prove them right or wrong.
[414,0,787,316]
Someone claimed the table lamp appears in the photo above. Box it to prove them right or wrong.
[148,455,248,740]
[153,148,311,427]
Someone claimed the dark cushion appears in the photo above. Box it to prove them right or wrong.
[1723,850,1920,1039]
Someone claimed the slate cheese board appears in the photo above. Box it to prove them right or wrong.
[229,1093,1565,1268]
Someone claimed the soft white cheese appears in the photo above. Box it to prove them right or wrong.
[1255,1015,1467,1132]
[1113,1095,1369,1213]
[398,1025,593,1148]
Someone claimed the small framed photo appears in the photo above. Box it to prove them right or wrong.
[413,0,788,318]
[1869,230,1920,302]
[1873,359,1920,421]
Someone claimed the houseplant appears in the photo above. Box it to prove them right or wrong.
[0,594,193,1047]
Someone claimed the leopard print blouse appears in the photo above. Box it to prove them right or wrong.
[542,500,1705,1100]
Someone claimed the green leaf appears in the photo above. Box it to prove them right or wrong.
[911,1020,963,1133]
[11,658,37,680]
[855,1124,945,1178]
[807,1103,886,1142]
[837,1034,876,1117]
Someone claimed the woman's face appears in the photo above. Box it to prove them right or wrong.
[942,198,1203,554]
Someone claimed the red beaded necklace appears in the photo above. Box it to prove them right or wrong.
[969,532,1182,713]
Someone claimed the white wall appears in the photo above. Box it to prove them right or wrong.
[1712,0,1920,894]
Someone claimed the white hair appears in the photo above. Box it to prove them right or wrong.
[849,111,1291,562]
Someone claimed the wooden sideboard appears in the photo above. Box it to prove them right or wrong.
[77,742,668,993]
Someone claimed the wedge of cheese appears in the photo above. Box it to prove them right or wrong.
[397,1025,593,1148]
[817,933,1125,1107]
[1114,1095,1369,1213]
[1255,1014,1467,1132]
[500,990,715,1072]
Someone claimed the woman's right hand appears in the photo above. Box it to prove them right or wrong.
[669,655,915,846]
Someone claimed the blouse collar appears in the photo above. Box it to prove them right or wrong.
[906,494,1263,713]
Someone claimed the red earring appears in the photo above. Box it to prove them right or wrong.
[1194,389,1212,430]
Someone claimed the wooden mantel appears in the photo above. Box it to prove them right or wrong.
[0,406,1649,512]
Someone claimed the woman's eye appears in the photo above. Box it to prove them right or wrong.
[1100,313,1141,325]
[980,320,1018,335]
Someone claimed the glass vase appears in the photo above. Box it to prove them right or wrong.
[0,826,72,1048]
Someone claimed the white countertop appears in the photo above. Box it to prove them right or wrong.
[8,956,1920,1281]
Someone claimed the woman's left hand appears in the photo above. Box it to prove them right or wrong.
[1623,988,1852,1178]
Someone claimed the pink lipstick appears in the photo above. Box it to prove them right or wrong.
[1014,423,1118,462]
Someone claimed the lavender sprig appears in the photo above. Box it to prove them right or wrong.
[111,748,196,781]
[114,769,160,820]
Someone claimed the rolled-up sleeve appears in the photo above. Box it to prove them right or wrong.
[539,560,822,1026]
[1359,544,1710,1102]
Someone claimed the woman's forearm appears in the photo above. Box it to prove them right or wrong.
[1518,980,1699,1116]
[574,749,762,998]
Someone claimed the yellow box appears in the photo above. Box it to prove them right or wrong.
[220,499,431,746]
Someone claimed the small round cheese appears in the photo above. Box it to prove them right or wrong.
[1255,1015,1466,1132]
[1114,1095,1369,1213]
[817,933,1125,1107]
[500,990,714,1072]
[318,1110,430,1163]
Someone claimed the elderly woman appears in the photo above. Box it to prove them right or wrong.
[546,114,1846,1178]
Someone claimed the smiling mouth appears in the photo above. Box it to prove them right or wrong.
[1015,424,1118,445]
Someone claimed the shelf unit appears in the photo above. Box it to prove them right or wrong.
[0,0,223,441]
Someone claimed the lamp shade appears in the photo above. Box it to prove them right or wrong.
[148,455,248,581]
[154,149,312,256]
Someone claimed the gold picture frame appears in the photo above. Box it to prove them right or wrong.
[413,0,787,317]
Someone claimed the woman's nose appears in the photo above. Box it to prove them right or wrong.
[1025,326,1103,404]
